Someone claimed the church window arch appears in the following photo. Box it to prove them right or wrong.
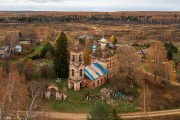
[80,69,83,77]
[79,54,82,61]
[72,55,75,62]
[72,69,74,77]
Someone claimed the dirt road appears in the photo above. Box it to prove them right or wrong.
[37,109,180,120]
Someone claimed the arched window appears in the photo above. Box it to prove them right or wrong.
[97,80,99,85]
[72,55,75,62]
[72,69,74,77]
[79,54,82,61]
[80,69,83,77]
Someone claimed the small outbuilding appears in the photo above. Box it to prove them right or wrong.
[0,45,10,58]
[14,45,22,53]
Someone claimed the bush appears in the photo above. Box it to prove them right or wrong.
[88,101,122,120]
[40,64,55,79]
[40,41,54,58]
[31,54,40,60]
[45,51,53,59]
[20,50,31,55]
[22,44,31,50]
[25,59,35,80]
[82,88,91,100]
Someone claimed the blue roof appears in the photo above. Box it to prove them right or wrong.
[84,63,108,80]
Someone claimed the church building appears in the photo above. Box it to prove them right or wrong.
[68,37,118,91]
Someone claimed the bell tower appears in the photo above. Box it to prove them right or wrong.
[68,41,84,91]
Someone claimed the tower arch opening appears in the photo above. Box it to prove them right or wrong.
[79,54,82,62]
[72,55,75,62]
[72,69,74,77]
[80,69,83,77]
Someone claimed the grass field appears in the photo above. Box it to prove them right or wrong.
[46,79,138,113]
[142,63,152,73]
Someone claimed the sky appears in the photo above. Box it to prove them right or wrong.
[0,0,179,11]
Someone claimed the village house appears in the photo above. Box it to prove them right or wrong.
[14,45,22,53]
[19,40,31,45]
[0,44,22,58]
[0,45,10,58]
[137,48,148,62]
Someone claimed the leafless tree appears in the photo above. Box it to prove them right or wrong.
[0,66,45,120]
[0,66,28,119]
[112,45,152,112]
[116,45,141,79]
[4,32,19,54]
[24,81,46,120]
[147,41,168,80]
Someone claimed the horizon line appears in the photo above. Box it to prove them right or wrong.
[0,10,179,12]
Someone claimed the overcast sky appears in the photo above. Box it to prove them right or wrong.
[0,0,179,11]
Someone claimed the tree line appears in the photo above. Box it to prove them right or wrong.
[0,11,179,24]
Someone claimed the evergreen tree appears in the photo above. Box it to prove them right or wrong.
[79,38,85,45]
[40,41,54,58]
[167,49,173,61]
[165,42,178,53]
[165,42,178,60]
[53,31,69,78]
[114,36,117,44]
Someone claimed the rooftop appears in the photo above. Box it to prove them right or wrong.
[91,47,114,59]
[84,63,108,80]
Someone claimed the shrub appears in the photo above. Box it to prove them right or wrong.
[24,59,35,80]
[40,64,55,79]
[20,50,31,55]
[88,101,122,120]
[31,54,40,60]
[45,51,52,59]
[40,41,54,58]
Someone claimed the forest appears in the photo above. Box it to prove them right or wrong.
[0,11,179,24]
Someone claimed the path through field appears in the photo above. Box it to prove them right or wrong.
[32,109,180,120]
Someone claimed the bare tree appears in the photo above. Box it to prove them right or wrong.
[0,66,28,119]
[112,45,152,112]
[147,41,168,80]
[4,32,19,54]
[0,66,44,120]
[24,81,46,120]
[116,45,141,79]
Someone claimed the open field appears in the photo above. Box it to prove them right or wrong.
[0,22,179,45]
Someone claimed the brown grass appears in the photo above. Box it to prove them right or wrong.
[0,23,179,46]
